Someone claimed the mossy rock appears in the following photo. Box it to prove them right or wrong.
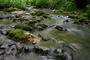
[7,29,29,41]
[28,20,38,25]
[57,9,64,12]
[69,14,78,19]
[37,24,48,28]
[4,7,21,12]
[74,13,88,24]
[74,20,82,24]
[7,29,42,44]
[31,11,45,16]
[31,11,49,18]
[15,24,33,31]
[74,19,86,24]
[78,13,87,20]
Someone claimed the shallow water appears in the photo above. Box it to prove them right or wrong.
[33,14,90,51]
[0,7,90,60]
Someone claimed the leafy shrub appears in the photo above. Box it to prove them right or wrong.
[29,0,77,10]
[86,4,90,19]
[0,0,28,9]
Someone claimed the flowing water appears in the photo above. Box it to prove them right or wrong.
[29,8,90,60]
[0,7,90,60]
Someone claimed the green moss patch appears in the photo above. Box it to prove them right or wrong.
[7,29,29,41]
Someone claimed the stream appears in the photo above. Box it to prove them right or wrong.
[0,6,90,60]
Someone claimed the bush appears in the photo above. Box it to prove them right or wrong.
[86,4,90,19]
[7,29,29,41]
[60,0,77,11]
[29,0,77,10]
[0,0,28,9]
[15,24,33,31]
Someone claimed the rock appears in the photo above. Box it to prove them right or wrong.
[25,13,30,15]
[28,20,38,27]
[7,29,42,44]
[33,47,44,54]
[12,11,26,15]
[31,10,45,16]
[0,25,12,35]
[55,26,67,31]
[33,46,50,55]
[14,24,33,31]
[35,16,43,21]
[0,48,5,55]
[69,15,78,19]
[54,49,62,54]
[4,7,21,12]
[55,54,66,60]
[35,24,48,31]
[5,45,17,55]
[31,10,49,19]
[63,20,69,23]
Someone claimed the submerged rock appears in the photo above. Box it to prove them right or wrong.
[55,26,67,31]
[35,24,48,31]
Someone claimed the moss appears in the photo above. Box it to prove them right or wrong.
[74,19,82,24]
[70,13,88,24]
[37,24,48,28]
[0,21,12,25]
[78,13,87,20]
[31,10,49,18]
[57,9,64,12]
[32,11,45,16]
[28,20,38,25]
[7,29,29,41]
[15,24,33,31]
[69,14,78,19]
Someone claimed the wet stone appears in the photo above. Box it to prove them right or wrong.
[55,25,67,31]
[0,48,6,55]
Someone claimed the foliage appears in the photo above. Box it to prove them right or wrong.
[73,13,88,24]
[86,4,90,19]
[29,0,77,10]
[0,0,29,9]
[60,0,77,10]
[0,0,77,10]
